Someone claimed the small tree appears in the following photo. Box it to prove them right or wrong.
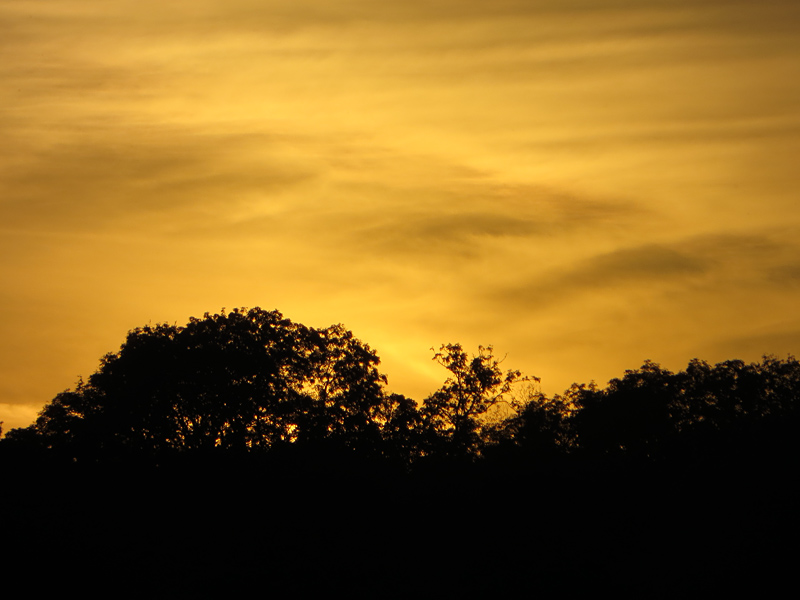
[487,383,581,459]
[422,343,530,456]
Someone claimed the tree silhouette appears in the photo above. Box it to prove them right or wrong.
[568,355,800,464]
[5,309,800,473]
[290,324,387,451]
[421,343,529,457]
[9,308,399,461]
[573,360,679,460]
[4,315,800,597]
[486,382,579,462]
[375,392,425,465]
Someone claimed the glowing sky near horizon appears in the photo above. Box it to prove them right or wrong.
[2,0,800,431]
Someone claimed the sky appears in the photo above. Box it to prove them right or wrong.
[2,0,800,431]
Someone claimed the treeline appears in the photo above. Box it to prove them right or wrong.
[3,306,799,473]
[3,307,799,594]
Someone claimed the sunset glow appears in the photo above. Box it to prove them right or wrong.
[3,0,800,430]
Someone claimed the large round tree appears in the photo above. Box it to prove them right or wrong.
[11,308,400,459]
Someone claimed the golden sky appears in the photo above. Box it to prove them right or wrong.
[2,0,800,431]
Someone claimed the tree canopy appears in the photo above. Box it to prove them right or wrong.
[5,308,406,461]
[420,343,529,456]
[4,308,800,598]
[3,307,800,471]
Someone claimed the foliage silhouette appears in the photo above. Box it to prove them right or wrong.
[484,382,578,464]
[5,308,414,463]
[567,355,800,465]
[420,343,530,458]
[573,360,678,460]
[3,306,800,471]
[3,312,800,595]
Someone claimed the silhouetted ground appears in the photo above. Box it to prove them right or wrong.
[4,453,797,596]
